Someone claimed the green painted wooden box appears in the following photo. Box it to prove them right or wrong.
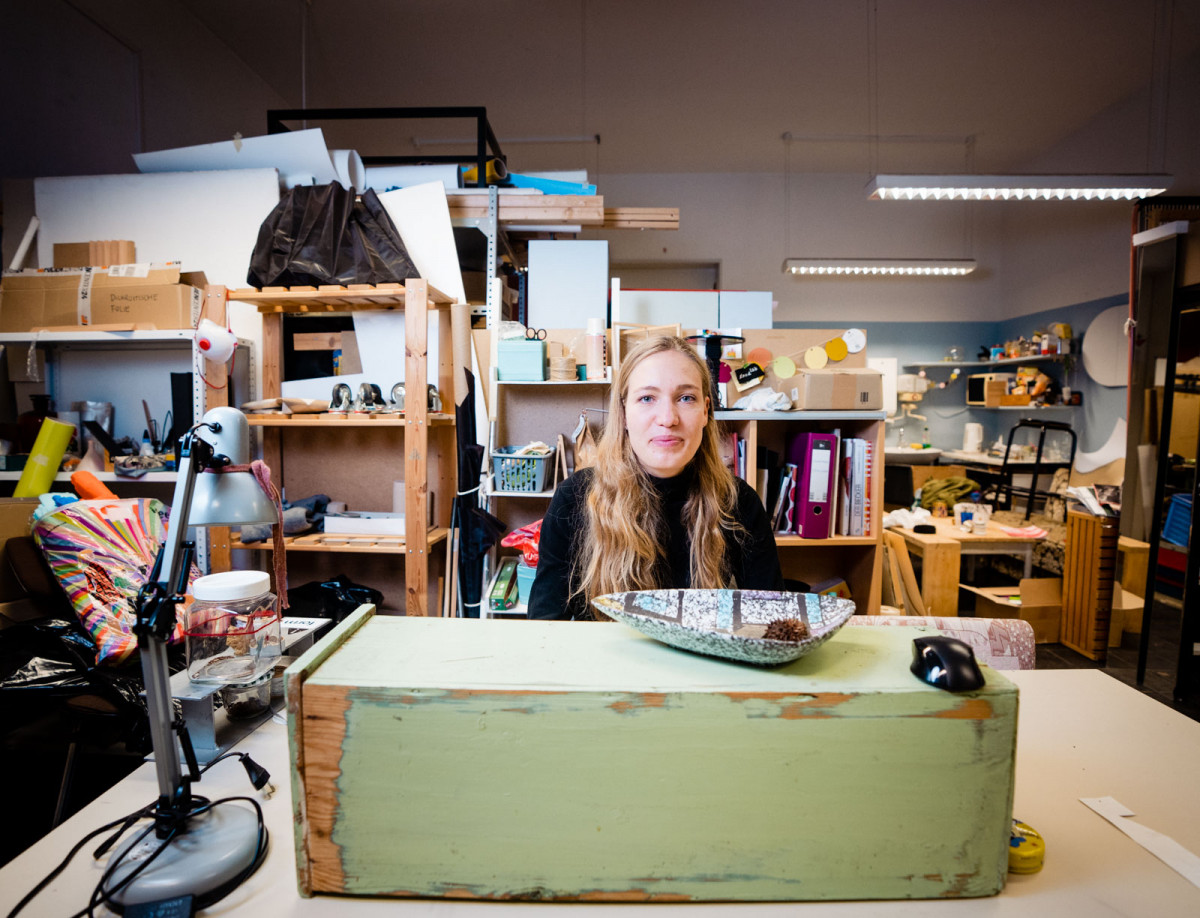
[286,607,1017,901]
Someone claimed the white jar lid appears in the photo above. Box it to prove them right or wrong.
[193,570,271,602]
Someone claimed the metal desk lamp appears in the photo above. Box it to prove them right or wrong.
[102,406,278,908]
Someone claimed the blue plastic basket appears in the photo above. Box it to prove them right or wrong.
[491,447,555,492]
[1162,493,1192,548]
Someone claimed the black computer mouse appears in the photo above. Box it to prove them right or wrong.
[910,635,986,692]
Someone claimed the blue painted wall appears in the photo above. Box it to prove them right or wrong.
[778,293,1127,456]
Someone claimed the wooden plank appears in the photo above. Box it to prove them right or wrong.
[405,277,430,616]
[603,207,680,229]
[447,194,605,226]
[228,283,453,310]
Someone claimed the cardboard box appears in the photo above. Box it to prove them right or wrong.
[983,378,1010,407]
[998,393,1032,406]
[287,611,1017,900]
[0,263,206,332]
[794,368,883,410]
[52,240,136,268]
[1107,582,1145,647]
[962,577,1062,643]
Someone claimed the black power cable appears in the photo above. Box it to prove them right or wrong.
[6,754,272,918]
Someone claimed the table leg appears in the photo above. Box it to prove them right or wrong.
[919,538,962,616]
[1023,547,1033,580]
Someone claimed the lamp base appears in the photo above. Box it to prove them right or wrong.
[102,802,265,908]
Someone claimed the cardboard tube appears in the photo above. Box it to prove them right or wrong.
[13,418,75,497]
[452,302,472,407]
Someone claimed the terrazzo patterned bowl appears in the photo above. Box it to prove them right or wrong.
[591,588,857,665]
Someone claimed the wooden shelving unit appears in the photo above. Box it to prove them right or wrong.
[223,278,456,616]
[717,408,886,614]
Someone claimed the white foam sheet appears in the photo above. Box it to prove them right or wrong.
[279,312,441,401]
[377,183,466,304]
[133,128,339,187]
[1075,417,1127,473]
[365,165,461,193]
[33,169,280,291]
[1082,304,1131,387]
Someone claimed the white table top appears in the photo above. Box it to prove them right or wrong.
[940,449,1073,468]
[3,669,1198,916]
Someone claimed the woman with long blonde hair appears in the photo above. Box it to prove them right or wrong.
[528,335,782,621]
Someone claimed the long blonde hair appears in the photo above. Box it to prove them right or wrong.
[572,335,742,618]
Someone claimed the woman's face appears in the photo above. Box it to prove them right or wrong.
[623,349,710,478]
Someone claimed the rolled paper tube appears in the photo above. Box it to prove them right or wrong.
[13,417,76,497]
[70,469,118,500]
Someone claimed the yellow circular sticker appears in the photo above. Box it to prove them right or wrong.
[773,355,797,378]
[803,346,828,369]
[824,337,849,362]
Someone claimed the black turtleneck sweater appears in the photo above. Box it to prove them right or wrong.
[526,466,784,621]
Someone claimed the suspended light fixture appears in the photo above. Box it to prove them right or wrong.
[783,258,977,277]
[867,174,1173,202]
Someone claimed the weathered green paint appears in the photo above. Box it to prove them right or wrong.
[285,603,377,897]
[293,618,1017,901]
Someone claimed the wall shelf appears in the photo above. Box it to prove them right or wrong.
[904,353,1069,371]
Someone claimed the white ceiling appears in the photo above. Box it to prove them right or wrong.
[179,0,1200,179]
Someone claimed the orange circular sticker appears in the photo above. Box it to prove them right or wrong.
[746,347,773,368]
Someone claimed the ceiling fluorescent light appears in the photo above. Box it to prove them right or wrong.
[867,174,1173,202]
[783,258,977,277]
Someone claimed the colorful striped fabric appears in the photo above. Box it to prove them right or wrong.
[33,498,201,665]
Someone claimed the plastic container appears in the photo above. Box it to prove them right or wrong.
[516,559,537,606]
[491,446,556,492]
[185,570,281,684]
[584,317,607,380]
[219,670,272,720]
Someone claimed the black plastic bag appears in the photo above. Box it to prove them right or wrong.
[247,184,420,288]
[286,575,384,623]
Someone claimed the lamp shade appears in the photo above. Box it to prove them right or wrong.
[186,407,277,527]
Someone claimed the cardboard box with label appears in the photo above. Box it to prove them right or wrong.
[0,263,205,332]
[961,577,1062,643]
[794,368,883,411]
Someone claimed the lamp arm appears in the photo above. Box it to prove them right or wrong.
[132,423,216,831]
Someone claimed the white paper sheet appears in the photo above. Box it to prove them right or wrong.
[33,169,280,290]
[377,183,466,304]
[1074,417,1127,473]
[133,128,339,188]
[1081,796,1200,887]
[279,311,441,400]
[365,165,461,193]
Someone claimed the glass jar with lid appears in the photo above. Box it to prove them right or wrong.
[184,570,280,684]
